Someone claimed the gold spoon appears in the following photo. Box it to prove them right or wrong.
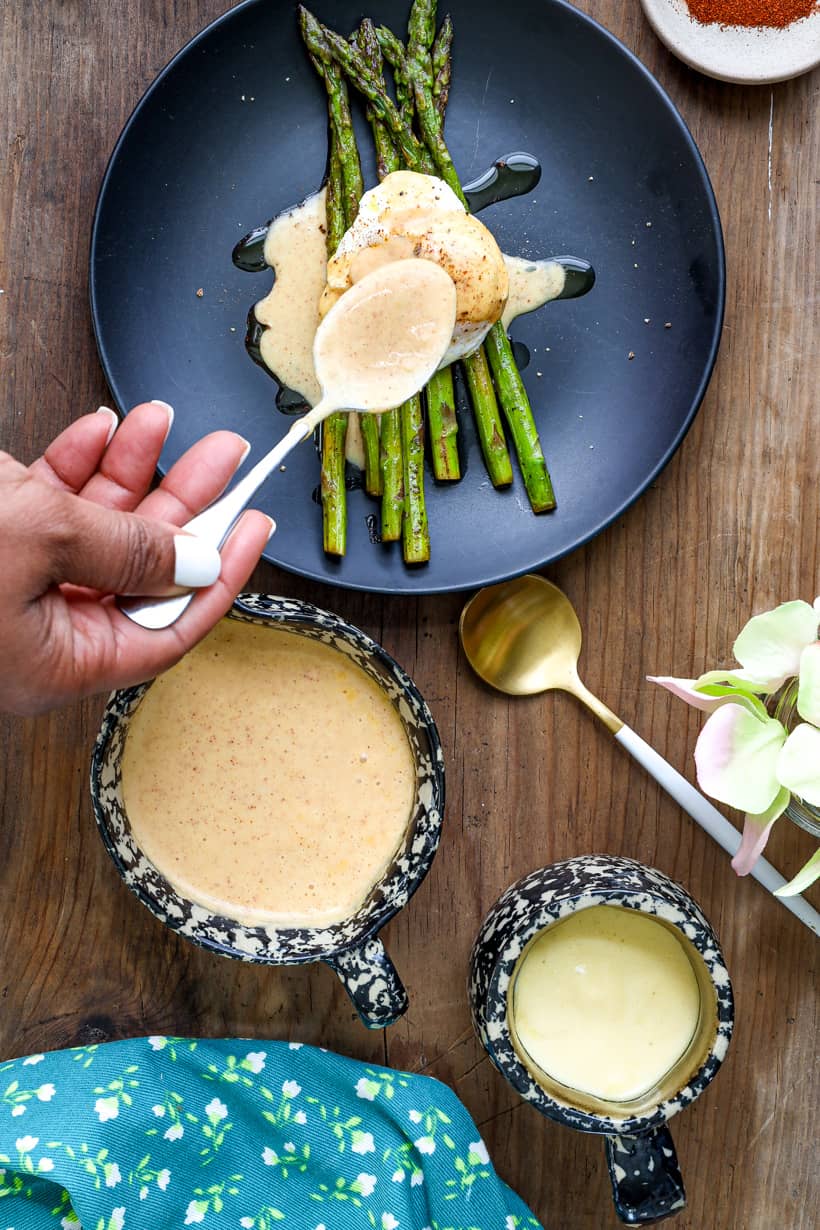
[460,574,820,937]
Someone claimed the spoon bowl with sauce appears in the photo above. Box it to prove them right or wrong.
[120,257,457,629]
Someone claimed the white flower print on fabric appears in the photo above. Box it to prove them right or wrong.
[16,1134,39,1152]
[282,1080,301,1098]
[240,1219,254,1228]
[351,1130,375,1155]
[11,1104,26,1116]
[356,1077,380,1101]
[157,1168,171,1191]
[408,1109,422,1123]
[95,1096,119,1123]
[288,1042,303,1050]
[284,1141,296,1153]
[262,1147,278,1166]
[110,1208,125,1230]
[139,1186,148,1201]
[243,1051,267,1073]
[184,1199,207,1224]
[354,1173,377,1196]
[391,1169,405,1183]
[163,1123,184,1142]
[382,1214,399,1230]
[410,1172,424,1187]
[414,1136,435,1155]
[204,1097,228,1122]
[104,1161,122,1187]
[151,1104,165,1117]
[38,1157,55,1172]
[36,1083,56,1101]
[148,1037,167,1051]
[293,1109,307,1125]
[22,1054,44,1065]
[468,1139,490,1164]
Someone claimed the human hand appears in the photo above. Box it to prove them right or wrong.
[0,401,274,715]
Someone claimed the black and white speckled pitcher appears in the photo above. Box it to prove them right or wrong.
[91,594,445,1030]
[469,855,733,1224]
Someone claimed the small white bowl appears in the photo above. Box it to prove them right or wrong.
[640,0,820,84]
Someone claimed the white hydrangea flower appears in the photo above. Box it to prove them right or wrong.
[163,1123,184,1142]
[351,1131,375,1155]
[413,1136,435,1155]
[36,1083,56,1102]
[282,1080,301,1098]
[95,1097,119,1123]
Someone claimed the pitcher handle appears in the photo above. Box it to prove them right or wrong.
[326,937,408,1029]
[605,1126,686,1224]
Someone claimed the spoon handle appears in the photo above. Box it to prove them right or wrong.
[118,417,312,631]
[614,724,820,938]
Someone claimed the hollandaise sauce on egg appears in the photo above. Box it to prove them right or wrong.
[253,170,569,410]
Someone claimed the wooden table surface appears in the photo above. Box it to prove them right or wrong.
[1,2,817,1227]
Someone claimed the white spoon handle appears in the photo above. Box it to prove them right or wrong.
[118,416,313,631]
[614,723,820,938]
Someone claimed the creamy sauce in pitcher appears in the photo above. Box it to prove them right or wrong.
[509,905,701,1103]
[121,620,416,928]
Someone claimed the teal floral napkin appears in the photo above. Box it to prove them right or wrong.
[0,1037,542,1230]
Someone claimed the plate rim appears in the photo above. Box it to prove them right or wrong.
[89,0,726,597]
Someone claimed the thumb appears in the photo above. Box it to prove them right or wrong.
[47,490,222,597]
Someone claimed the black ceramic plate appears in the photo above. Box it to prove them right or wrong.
[90,0,724,595]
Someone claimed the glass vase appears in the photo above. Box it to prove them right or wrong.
[771,680,820,838]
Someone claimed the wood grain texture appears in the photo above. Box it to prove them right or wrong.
[0,2,817,1227]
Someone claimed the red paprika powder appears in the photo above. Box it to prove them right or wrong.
[685,0,818,27]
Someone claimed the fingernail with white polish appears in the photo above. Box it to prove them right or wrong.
[151,400,175,441]
[96,405,119,445]
[237,436,252,466]
[264,516,277,542]
[173,535,222,588]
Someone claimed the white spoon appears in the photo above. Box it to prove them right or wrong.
[120,258,457,629]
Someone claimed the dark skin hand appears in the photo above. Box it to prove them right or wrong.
[0,401,274,715]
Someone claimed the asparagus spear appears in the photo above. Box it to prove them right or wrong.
[400,393,429,563]
[404,0,556,511]
[431,15,453,123]
[354,19,405,542]
[318,113,348,556]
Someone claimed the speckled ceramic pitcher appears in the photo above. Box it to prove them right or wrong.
[91,594,445,1030]
[469,855,734,1225]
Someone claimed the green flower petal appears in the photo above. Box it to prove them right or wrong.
[796,642,820,726]
[776,724,820,806]
[694,704,787,813]
[774,849,820,898]
[732,600,819,689]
